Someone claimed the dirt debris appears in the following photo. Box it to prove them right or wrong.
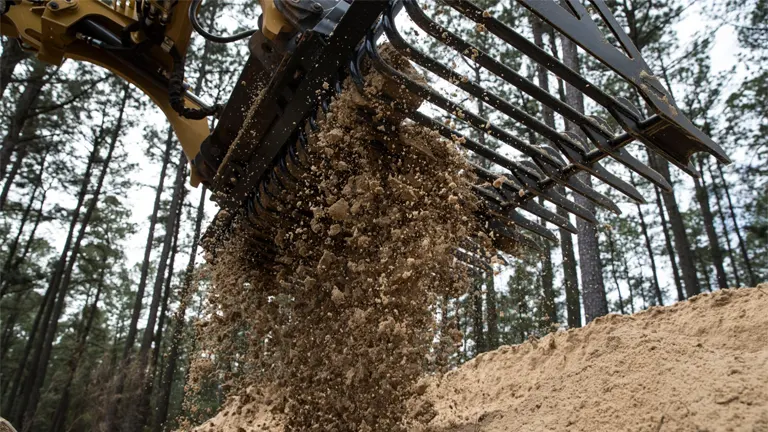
[184,46,479,431]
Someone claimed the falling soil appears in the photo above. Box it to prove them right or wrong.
[193,286,768,431]
[182,46,481,431]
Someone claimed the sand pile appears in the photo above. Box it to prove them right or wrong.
[414,285,768,431]
[183,47,480,431]
[194,286,768,431]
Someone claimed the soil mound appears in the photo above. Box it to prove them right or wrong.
[196,286,768,431]
[415,285,768,431]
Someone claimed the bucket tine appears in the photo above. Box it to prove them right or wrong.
[506,210,559,243]
[486,218,543,252]
[449,0,729,171]
[537,144,644,204]
[350,0,730,252]
[520,199,578,234]
[474,164,577,233]
[474,185,558,242]
[519,159,621,215]
[454,249,493,273]
[365,32,564,172]
[411,112,599,223]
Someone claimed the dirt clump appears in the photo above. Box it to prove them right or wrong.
[184,46,478,431]
[413,285,768,431]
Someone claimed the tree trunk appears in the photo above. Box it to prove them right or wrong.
[717,164,757,286]
[49,266,106,432]
[154,188,207,432]
[0,188,46,380]
[705,161,742,287]
[11,126,100,425]
[20,87,127,432]
[693,157,728,289]
[629,173,664,305]
[606,230,626,314]
[471,281,485,355]
[104,127,175,430]
[560,36,607,323]
[654,187,685,301]
[121,127,175,356]
[152,201,183,375]
[0,38,30,98]
[139,196,183,431]
[647,150,700,298]
[484,272,499,351]
[0,146,25,211]
[537,207,557,325]
[0,168,40,298]
[0,63,48,180]
[533,23,579,328]
[128,153,186,432]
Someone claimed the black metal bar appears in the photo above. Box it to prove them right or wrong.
[213,0,389,206]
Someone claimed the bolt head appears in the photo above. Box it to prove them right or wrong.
[49,1,59,9]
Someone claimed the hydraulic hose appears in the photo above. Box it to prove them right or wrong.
[188,0,257,43]
[168,46,222,119]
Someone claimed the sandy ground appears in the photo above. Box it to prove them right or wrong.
[415,284,768,432]
[195,285,768,431]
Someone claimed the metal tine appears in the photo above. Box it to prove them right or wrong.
[455,259,491,279]
[398,0,670,199]
[518,157,622,215]
[401,0,606,150]
[368,19,564,171]
[472,164,578,233]
[507,210,559,243]
[447,0,728,173]
[475,185,559,242]
[578,123,672,191]
[486,218,543,252]
[409,110,599,223]
[399,0,674,193]
[566,174,621,214]
[447,0,641,123]
[520,197,577,234]
[609,147,671,191]
[454,249,493,273]
[540,141,645,204]
[386,7,588,159]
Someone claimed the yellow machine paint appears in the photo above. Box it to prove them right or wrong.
[0,0,291,185]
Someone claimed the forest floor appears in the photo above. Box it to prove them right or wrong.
[195,284,768,431]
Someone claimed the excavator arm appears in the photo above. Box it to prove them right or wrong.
[0,0,219,183]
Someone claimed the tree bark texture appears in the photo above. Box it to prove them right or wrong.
[693,158,728,289]
[560,35,608,323]
[717,164,757,286]
[705,161,742,287]
[154,188,206,432]
[647,150,700,298]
